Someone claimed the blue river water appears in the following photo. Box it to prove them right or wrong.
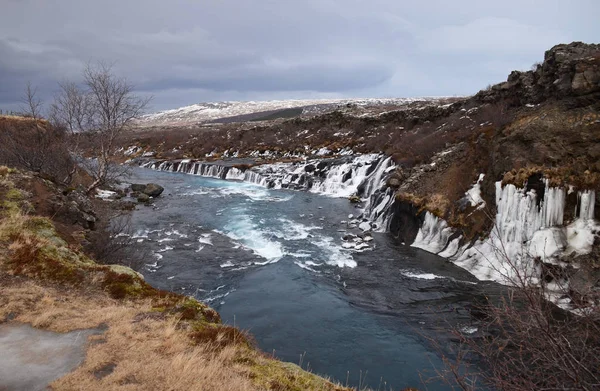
[127,167,486,390]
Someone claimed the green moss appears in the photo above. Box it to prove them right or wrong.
[150,296,221,324]
[249,359,348,391]
[5,187,23,201]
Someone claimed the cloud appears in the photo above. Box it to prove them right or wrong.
[0,0,598,111]
[421,17,568,55]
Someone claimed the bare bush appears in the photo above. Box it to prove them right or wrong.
[0,84,77,185]
[478,101,513,130]
[432,240,600,391]
[84,212,149,271]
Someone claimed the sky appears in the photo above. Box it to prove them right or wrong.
[1,0,598,113]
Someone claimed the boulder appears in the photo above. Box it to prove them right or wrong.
[349,195,361,203]
[137,193,150,203]
[475,42,600,105]
[359,222,372,232]
[131,184,146,192]
[387,178,401,188]
[143,183,164,197]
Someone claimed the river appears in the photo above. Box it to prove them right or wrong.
[127,165,488,390]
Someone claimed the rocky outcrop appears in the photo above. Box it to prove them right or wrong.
[143,183,164,197]
[476,42,600,105]
[130,183,165,198]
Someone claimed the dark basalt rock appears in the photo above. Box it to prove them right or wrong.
[143,183,164,197]
[137,193,150,203]
[475,42,600,106]
[131,184,146,192]
[131,183,165,197]
[342,170,353,183]
[388,199,424,245]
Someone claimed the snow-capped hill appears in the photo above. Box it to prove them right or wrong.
[138,97,450,127]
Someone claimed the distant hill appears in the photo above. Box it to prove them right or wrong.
[136,97,454,127]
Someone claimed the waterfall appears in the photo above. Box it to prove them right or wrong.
[361,156,393,197]
[363,187,396,232]
[143,154,393,200]
[411,212,454,254]
[402,180,599,284]
[225,167,246,180]
[310,155,382,197]
[578,190,596,220]
[244,171,269,187]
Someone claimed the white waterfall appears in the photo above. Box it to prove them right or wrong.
[310,155,384,197]
[363,187,396,232]
[412,212,455,254]
[578,190,596,220]
[225,167,246,180]
[243,171,269,187]
[141,154,397,207]
[404,178,598,284]
[361,156,394,197]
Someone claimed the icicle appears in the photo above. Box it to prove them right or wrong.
[578,190,596,220]
[411,212,454,254]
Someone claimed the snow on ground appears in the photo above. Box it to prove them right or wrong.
[136,97,453,126]
[96,189,117,200]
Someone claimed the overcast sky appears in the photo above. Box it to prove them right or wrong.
[1,0,598,112]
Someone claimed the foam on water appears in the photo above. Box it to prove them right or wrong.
[198,234,213,246]
[222,214,285,261]
[312,236,357,268]
[273,218,323,241]
[401,270,445,280]
[294,261,321,273]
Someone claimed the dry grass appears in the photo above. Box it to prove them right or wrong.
[0,277,351,391]
[0,171,353,391]
[396,192,451,219]
[0,114,48,123]
[0,282,255,390]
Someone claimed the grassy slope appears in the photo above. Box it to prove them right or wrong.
[0,166,351,391]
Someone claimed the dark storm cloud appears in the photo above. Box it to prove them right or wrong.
[138,62,392,93]
[0,0,598,111]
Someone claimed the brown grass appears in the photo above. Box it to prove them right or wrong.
[0,277,351,391]
[0,173,353,391]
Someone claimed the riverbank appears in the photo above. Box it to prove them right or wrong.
[0,166,352,391]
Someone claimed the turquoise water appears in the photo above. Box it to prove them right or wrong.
[128,167,485,390]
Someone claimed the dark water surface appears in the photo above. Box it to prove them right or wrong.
[126,167,486,390]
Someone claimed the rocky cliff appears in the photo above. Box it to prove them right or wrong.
[475,42,600,106]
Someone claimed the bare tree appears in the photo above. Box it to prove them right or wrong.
[430,233,600,391]
[0,82,53,174]
[51,62,151,193]
[22,81,43,121]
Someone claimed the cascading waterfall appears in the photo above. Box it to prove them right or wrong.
[310,155,388,197]
[578,190,596,220]
[401,178,598,284]
[362,156,394,197]
[141,154,397,203]
[143,160,232,180]
[363,187,396,232]
[225,167,246,181]
[243,171,269,187]
[411,213,454,254]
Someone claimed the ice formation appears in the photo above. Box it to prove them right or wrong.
[406,178,598,284]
